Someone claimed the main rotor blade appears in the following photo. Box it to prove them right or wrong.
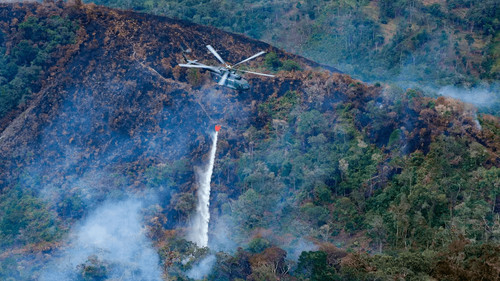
[218,71,229,85]
[237,69,275,77]
[178,64,218,71]
[206,45,226,65]
[233,51,266,67]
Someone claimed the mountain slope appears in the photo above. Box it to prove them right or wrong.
[0,1,332,188]
[0,2,499,280]
[89,0,500,85]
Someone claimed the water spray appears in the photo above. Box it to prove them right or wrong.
[188,125,220,247]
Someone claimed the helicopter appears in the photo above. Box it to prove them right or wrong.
[179,45,274,91]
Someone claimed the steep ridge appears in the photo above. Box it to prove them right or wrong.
[0,2,499,280]
[0,2,334,190]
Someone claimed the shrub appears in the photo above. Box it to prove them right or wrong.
[264,52,282,71]
[281,59,302,71]
[247,237,271,253]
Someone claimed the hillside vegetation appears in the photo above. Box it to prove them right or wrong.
[90,0,500,86]
[0,2,499,281]
[0,13,78,122]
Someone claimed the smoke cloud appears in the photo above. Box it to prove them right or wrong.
[209,214,237,253]
[438,85,499,108]
[40,198,162,281]
[186,254,216,280]
[285,238,319,261]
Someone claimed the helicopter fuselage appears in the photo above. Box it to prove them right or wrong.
[210,69,250,91]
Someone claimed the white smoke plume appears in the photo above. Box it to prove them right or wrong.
[40,198,162,281]
[438,85,499,108]
[209,214,237,252]
[188,131,218,248]
[186,254,216,280]
[284,238,319,261]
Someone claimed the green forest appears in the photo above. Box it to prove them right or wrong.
[154,83,500,280]
[0,15,78,119]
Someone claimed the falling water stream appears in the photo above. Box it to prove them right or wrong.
[189,131,218,247]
